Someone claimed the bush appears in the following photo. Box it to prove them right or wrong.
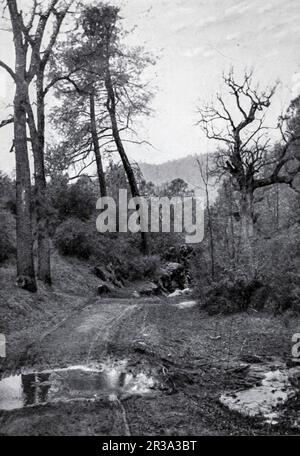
[116,255,161,281]
[254,228,300,313]
[200,274,263,315]
[0,226,15,263]
[49,176,97,226]
[54,218,93,259]
[0,172,16,215]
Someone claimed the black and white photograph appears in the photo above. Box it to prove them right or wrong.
[0,0,300,441]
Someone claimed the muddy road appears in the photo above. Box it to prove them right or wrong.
[0,297,299,435]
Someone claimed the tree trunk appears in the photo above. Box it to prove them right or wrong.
[239,188,255,275]
[26,72,51,285]
[240,189,254,244]
[14,82,37,292]
[227,181,236,266]
[205,181,215,280]
[275,184,279,230]
[35,72,51,284]
[8,0,37,292]
[105,73,149,254]
[89,92,107,197]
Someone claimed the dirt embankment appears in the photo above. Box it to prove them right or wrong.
[0,253,103,375]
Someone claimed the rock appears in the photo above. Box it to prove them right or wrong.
[288,366,300,387]
[93,266,124,288]
[287,357,300,368]
[174,300,197,309]
[160,262,186,292]
[168,288,191,298]
[139,281,161,296]
[97,283,115,295]
[93,266,110,282]
[240,354,263,364]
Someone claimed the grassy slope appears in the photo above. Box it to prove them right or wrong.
[0,251,101,375]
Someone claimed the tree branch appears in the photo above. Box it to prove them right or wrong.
[0,116,14,128]
[0,59,16,81]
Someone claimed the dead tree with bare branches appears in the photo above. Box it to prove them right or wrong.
[197,70,300,250]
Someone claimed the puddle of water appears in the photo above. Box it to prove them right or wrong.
[174,301,197,309]
[0,360,156,411]
[220,365,300,424]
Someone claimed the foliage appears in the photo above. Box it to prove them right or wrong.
[0,172,16,214]
[54,218,94,259]
[48,176,97,228]
[115,254,161,282]
[0,215,15,263]
[190,172,300,314]
[199,273,264,315]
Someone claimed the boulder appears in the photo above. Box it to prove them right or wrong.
[93,265,124,288]
[97,283,115,295]
[159,262,187,292]
[168,288,191,298]
[139,281,161,296]
[93,266,110,282]
[289,366,300,388]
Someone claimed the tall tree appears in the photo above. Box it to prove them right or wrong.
[0,0,37,291]
[81,4,153,254]
[46,76,110,195]
[25,0,71,284]
[197,70,300,249]
[196,156,215,280]
[0,0,71,288]
[48,3,154,253]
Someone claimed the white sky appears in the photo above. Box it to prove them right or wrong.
[0,0,300,175]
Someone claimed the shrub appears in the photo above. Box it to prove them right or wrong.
[116,255,161,281]
[54,218,93,259]
[0,225,15,263]
[49,176,97,225]
[200,274,263,315]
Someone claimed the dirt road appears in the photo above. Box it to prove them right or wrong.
[0,297,299,435]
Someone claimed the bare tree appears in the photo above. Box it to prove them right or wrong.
[0,0,71,286]
[197,69,300,247]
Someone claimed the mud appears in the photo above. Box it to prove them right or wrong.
[0,360,158,411]
[1,297,300,435]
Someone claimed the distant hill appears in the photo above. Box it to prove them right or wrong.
[139,154,219,200]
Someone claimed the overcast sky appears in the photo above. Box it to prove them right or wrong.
[0,0,300,175]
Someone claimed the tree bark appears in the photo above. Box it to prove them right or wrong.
[105,73,149,254]
[239,188,255,277]
[205,186,215,281]
[35,72,51,284]
[89,92,107,197]
[26,71,51,285]
[14,82,37,292]
[226,180,236,265]
[9,1,38,291]
[240,189,254,244]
